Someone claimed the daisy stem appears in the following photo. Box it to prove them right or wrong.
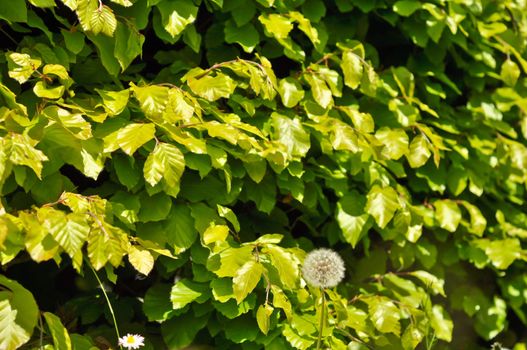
[316,289,326,350]
[87,262,122,349]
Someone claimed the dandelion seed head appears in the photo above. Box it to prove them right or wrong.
[302,248,345,289]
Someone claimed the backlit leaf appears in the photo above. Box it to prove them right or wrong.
[171,279,206,309]
[434,200,461,232]
[278,78,305,107]
[233,260,264,303]
[366,297,401,335]
[407,134,431,168]
[271,112,310,158]
[341,50,363,89]
[366,185,400,229]
[43,312,72,350]
[336,192,370,248]
[430,305,453,341]
[376,128,409,160]
[89,5,117,36]
[157,0,198,38]
[105,123,156,155]
[187,72,237,101]
[128,245,155,275]
[144,142,185,194]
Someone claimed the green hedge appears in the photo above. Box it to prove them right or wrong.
[1,0,527,349]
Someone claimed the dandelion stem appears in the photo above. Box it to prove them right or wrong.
[316,289,326,350]
[87,261,122,350]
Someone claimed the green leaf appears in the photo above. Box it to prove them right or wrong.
[114,22,145,71]
[256,304,273,335]
[42,209,90,259]
[304,74,332,109]
[430,305,453,341]
[138,192,172,222]
[182,24,201,53]
[144,142,185,195]
[89,5,117,36]
[0,275,38,349]
[163,88,195,123]
[258,14,294,40]
[0,299,30,350]
[460,201,487,236]
[0,0,27,23]
[243,159,267,183]
[170,279,206,309]
[434,200,461,232]
[278,77,305,108]
[128,245,154,275]
[157,0,198,38]
[231,2,255,27]
[336,192,370,248]
[500,59,520,86]
[245,173,276,213]
[29,0,55,7]
[143,284,174,322]
[375,128,409,160]
[86,32,121,76]
[162,313,208,349]
[7,53,41,84]
[33,82,66,99]
[224,22,260,53]
[366,297,401,335]
[130,83,169,119]
[407,134,431,168]
[104,123,156,155]
[408,270,445,296]
[401,323,425,350]
[271,112,310,158]
[8,133,48,179]
[209,246,254,278]
[187,72,237,101]
[474,296,507,340]
[317,67,342,97]
[365,185,400,229]
[233,260,264,303]
[110,0,133,6]
[164,204,197,253]
[339,106,374,133]
[289,11,319,45]
[474,238,523,269]
[265,245,298,289]
[95,88,130,115]
[393,1,421,16]
[61,29,85,54]
[282,324,315,350]
[0,82,27,114]
[70,334,98,350]
[341,50,363,89]
[217,205,240,233]
[211,278,234,303]
[203,224,230,245]
[43,312,72,350]
[113,153,141,190]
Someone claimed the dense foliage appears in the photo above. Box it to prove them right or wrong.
[1,0,527,349]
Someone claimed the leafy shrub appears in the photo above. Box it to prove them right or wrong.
[1,0,527,349]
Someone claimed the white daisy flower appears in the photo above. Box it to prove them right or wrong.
[118,333,145,349]
[302,248,345,289]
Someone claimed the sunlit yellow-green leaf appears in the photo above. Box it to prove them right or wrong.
[233,260,264,303]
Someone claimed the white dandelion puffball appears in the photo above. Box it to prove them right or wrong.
[302,248,345,288]
[118,333,145,349]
